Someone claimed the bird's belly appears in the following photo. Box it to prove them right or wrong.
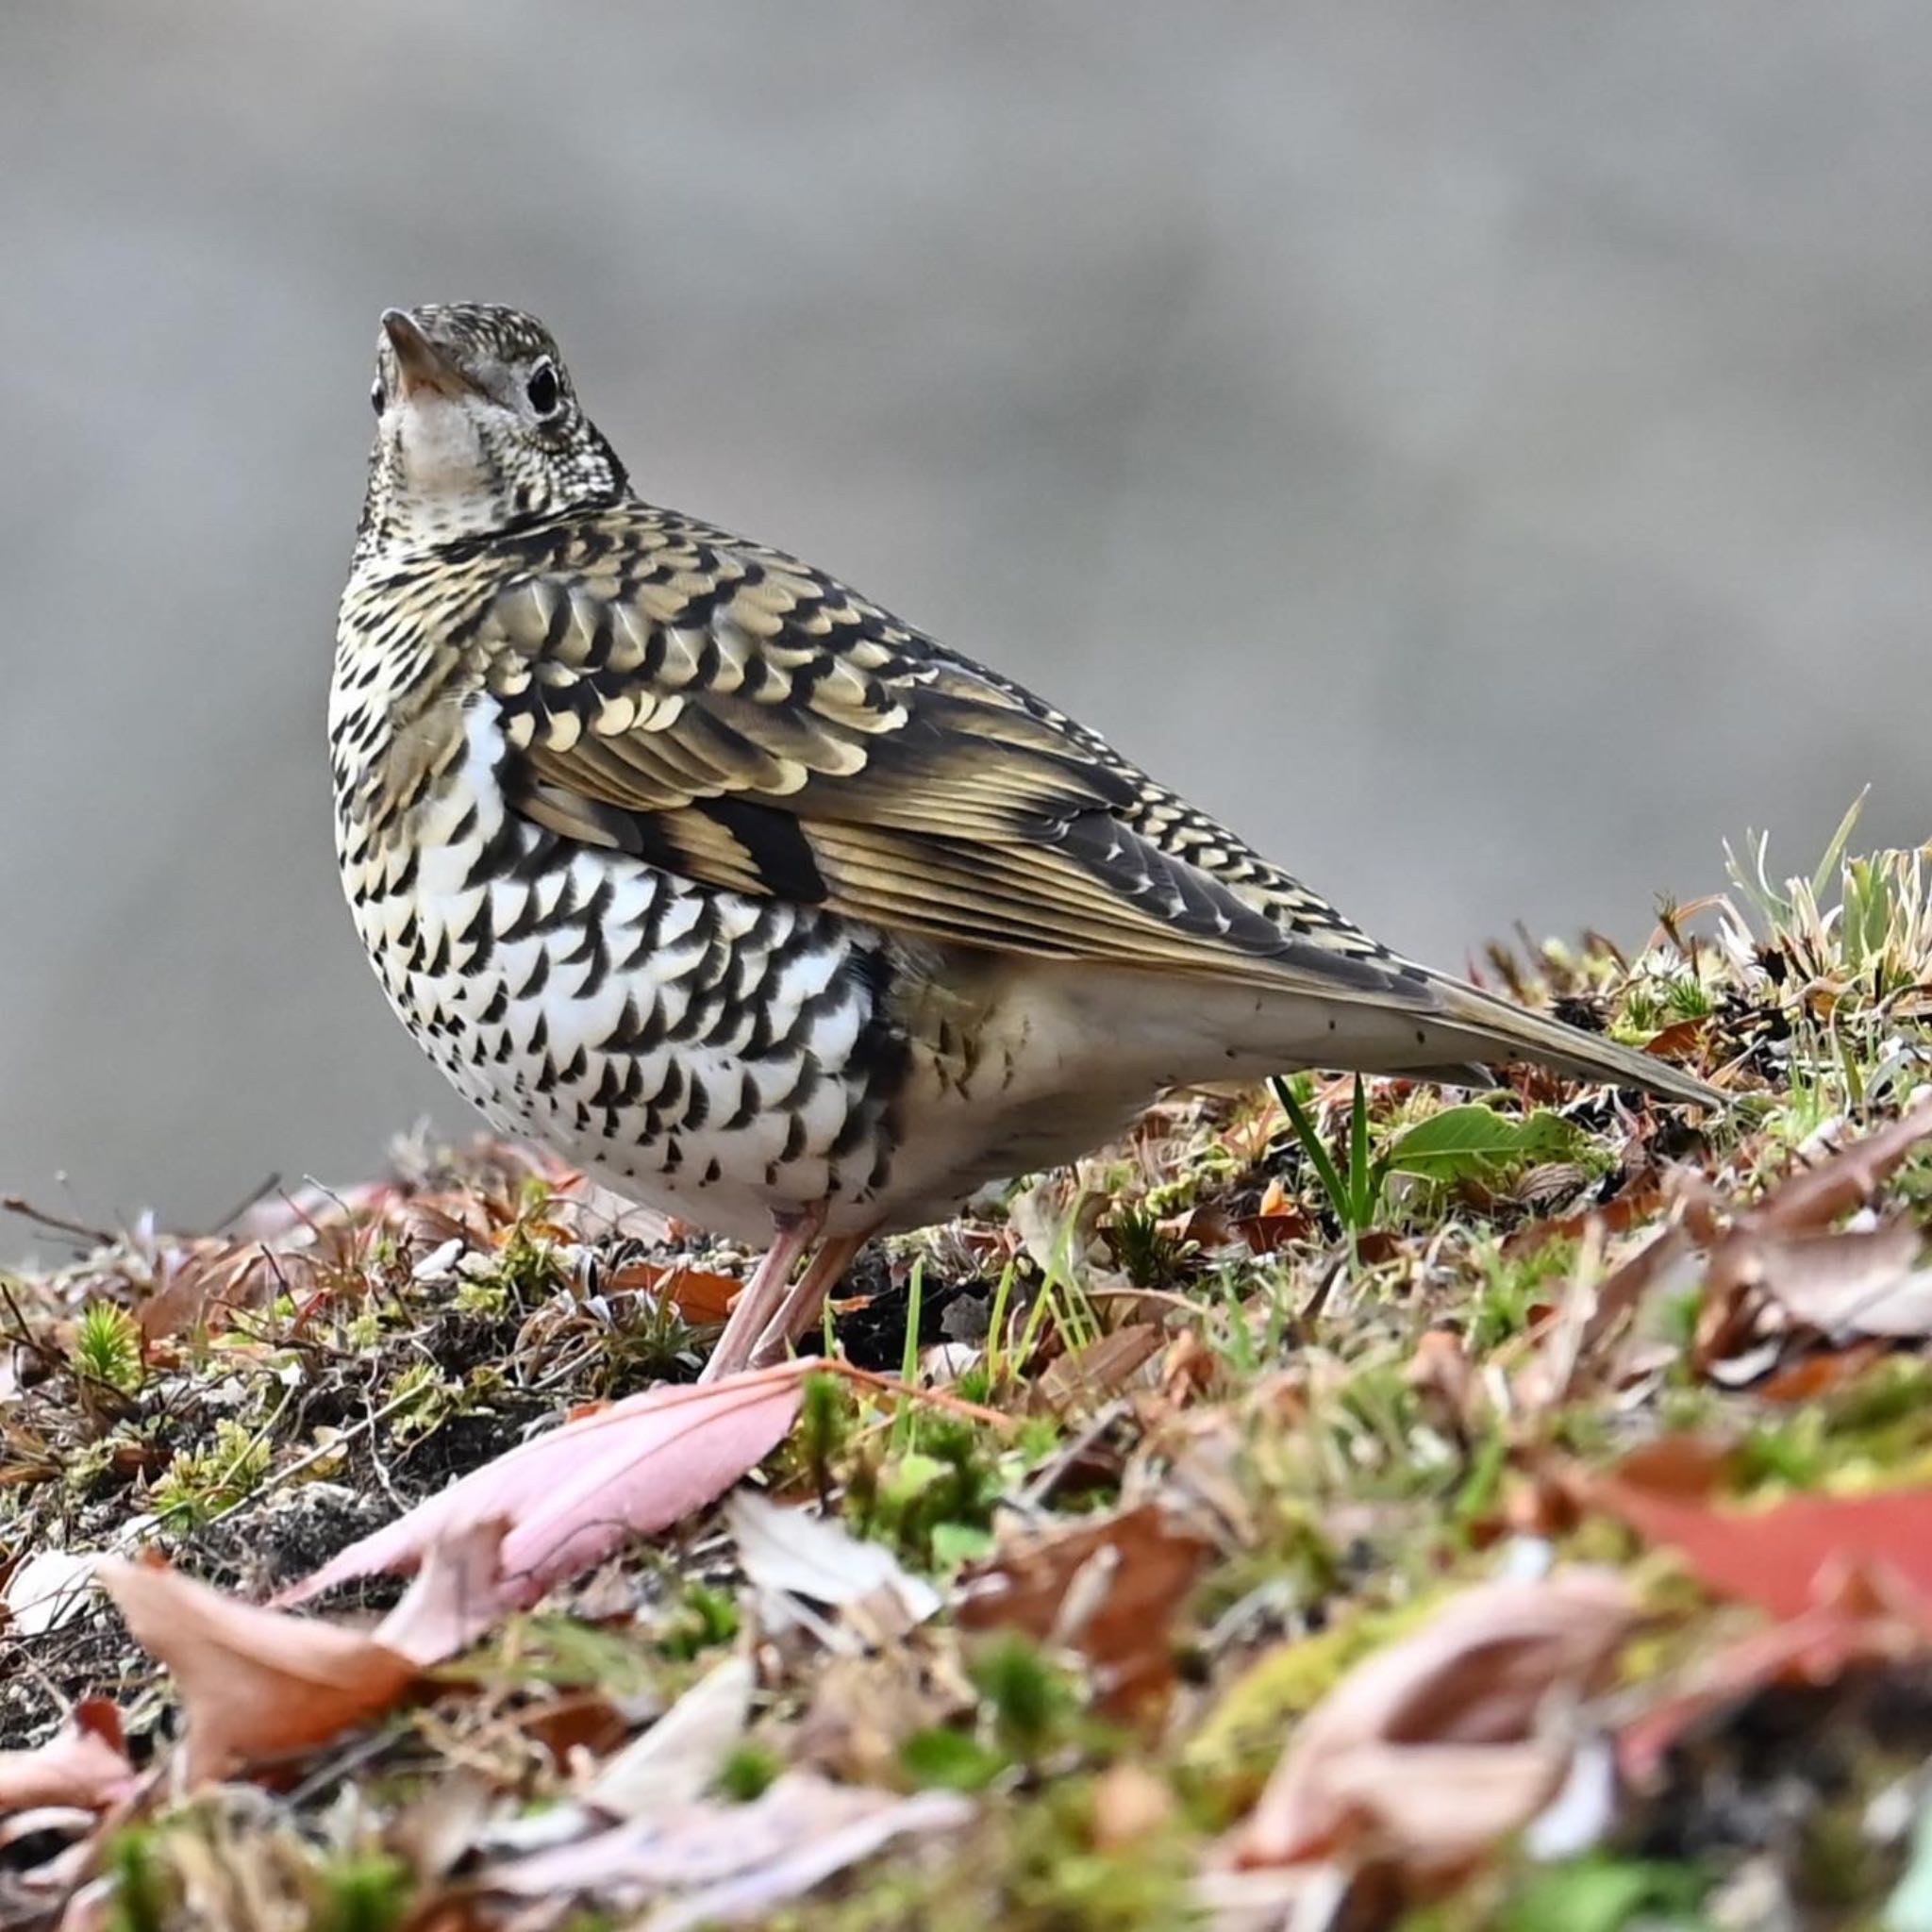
[340,767,905,1247]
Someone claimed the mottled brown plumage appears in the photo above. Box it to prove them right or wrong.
[333,304,1720,1378]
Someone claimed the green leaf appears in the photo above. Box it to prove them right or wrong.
[901,1726,1009,1791]
[1383,1106,1580,1184]
[1501,1855,1707,1932]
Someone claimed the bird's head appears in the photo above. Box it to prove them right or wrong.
[356,304,627,558]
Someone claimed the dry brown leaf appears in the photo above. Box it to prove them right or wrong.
[1036,1324,1162,1411]
[100,1556,417,1785]
[957,1501,1211,1719]
[1588,1468,1932,1625]
[278,1360,813,1607]
[1729,1224,1932,1339]
[0,1701,136,1814]
[1618,1581,1924,1786]
[1757,1343,1890,1404]
[1502,1177,1669,1261]
[1227,1569,1638,1884]
[1751,1104,1932,1235]
[605,1258,742,1326]
[99,1520,511,1784]
[1608,1434,1735,1500]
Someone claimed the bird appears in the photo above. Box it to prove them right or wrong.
[332,303,1721,1382]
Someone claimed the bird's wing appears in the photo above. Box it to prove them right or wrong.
[470,510,1409,999]
[465,508,1720,1108]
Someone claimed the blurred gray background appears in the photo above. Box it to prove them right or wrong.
[4,3,1928,1228]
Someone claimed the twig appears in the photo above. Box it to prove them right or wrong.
[1,1196,112,1246]
[0,1276,63,1374]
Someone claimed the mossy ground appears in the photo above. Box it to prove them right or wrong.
[7,812,1932,1928]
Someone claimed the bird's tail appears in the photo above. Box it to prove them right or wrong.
[1054,959,1725,1109]
[1401,967,1723,1108]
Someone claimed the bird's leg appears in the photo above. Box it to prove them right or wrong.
[747,1228,874,1369]
[699,1205,826,1384]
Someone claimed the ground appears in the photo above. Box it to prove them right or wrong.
[7,809,1932,1929]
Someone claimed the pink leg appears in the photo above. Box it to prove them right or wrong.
[698,1205,826,1384]
[747,1229,873,1368]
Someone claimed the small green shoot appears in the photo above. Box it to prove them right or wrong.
[72,1300,142,1392]
[892,1257,926,1452]
[901,1724,1009,1791]
[314,1852,411,1932]
[151,1415,274,1530]
[972,1635,1072,1762]
[1272,1074,1382,1234]
[715,1741,783,1802]
[984,1258,1019,1384]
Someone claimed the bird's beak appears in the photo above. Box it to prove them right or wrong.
[380,308,473,402]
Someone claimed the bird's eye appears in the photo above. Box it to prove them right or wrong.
[370,376,385,416]
[525,361,561,417]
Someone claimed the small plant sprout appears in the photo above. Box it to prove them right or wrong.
[72,1300,142,1392]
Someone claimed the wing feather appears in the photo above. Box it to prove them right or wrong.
[475,514,1417,1002]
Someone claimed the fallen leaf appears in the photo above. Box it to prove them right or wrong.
[1588,1473,1932,1625]
[100,1520,511,1784]
[103,1556,413,1783]
[279,1361,813,1607]
[1035,1324,1162,1411]
[485,1771,972,1927]
[1757,1342,1890,1404]
[724,1491,941,1640]
[957,1502,1211,1719]
[587,1656,754,1820]
[0,1702,136,1813]
[1607,1434,1735,1500]
[1752,1104,1932,1236]
[1502,1177,1667,1261]
[371,1514,521,1667]
[1227,1569,1638,1884]
[1618,1592,1916,1787]
[1642,1017,1710,1063]
[5,1548,101,1638]
[1234,1207,1312,1256]
[606,1258,743,1326]
[1737,1224,1932,1339]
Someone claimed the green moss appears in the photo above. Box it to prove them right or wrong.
[150,1415,273,1530]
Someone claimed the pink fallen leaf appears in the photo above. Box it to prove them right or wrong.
[1227,1569,1637,1884]
[486,1771,972,1926]
[1590,1474,1932,1624]
[99,1518,512,1785]
[279,1361,813,1607]
[0,1701,136,1814]
[372,1514,522,1667]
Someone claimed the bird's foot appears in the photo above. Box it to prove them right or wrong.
[697,1206,825,1384]
[747,1230,872,1369]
